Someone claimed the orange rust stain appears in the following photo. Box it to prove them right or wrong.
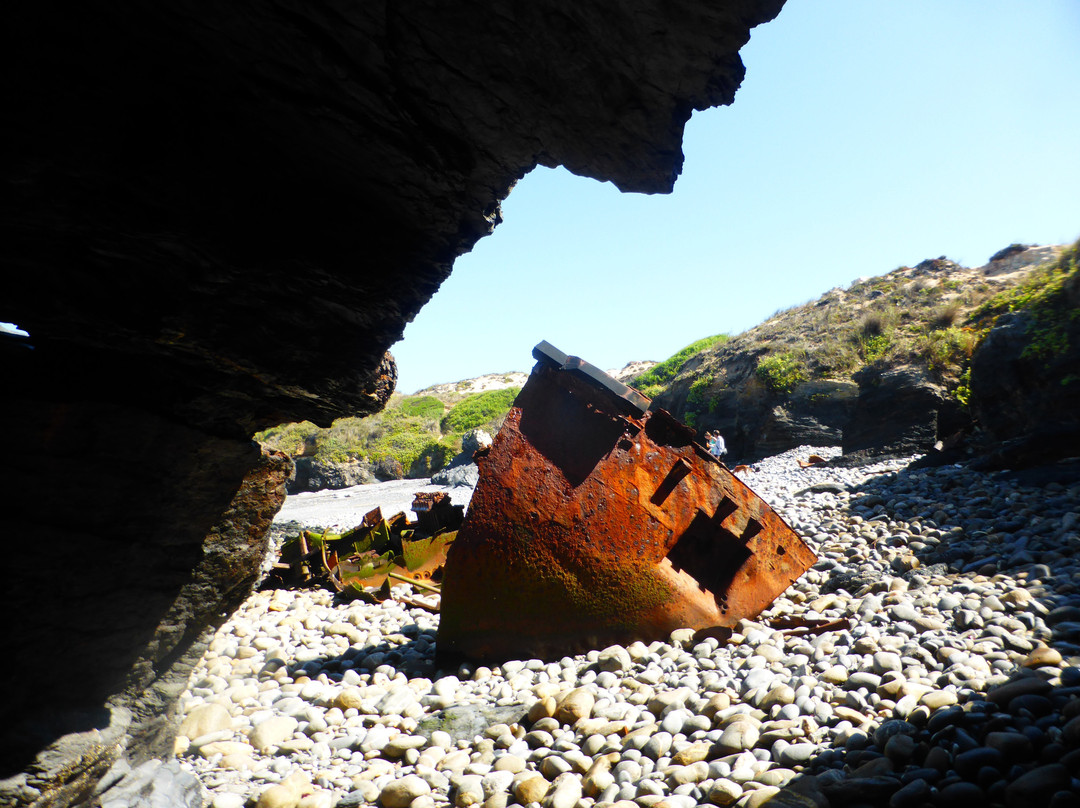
[437,347,816,663]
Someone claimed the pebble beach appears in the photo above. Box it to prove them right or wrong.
[174,447,1080,808]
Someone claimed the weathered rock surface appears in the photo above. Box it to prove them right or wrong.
[432,429,493,488]
[655,353,859,462]
[842,365,948,457]
[968,263,1080,468]
[651,245,1071,464]
[288,457,375,494]
[758,381,859,457]
[2,0,787,804]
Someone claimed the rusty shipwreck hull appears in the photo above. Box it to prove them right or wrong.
[437,342,816,662]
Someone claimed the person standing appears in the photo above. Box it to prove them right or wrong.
[712,433,727,458]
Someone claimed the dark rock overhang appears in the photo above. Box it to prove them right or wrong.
[5,0,784,435]
[2,1,788,803]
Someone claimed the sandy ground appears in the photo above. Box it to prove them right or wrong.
[274,478,475,531]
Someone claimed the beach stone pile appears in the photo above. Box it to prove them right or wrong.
[176,447,1080,808]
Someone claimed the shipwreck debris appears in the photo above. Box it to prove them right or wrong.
[437,341,817,662]
[268,493,463,600]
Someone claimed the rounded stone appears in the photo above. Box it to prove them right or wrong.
[455,774,485,807]
[513,774,549,805]
[481,771,515,798]
[874,719,916,749]
[180,703,233,740]
[334,687,365,711]
[493,754,526,773]
[1021,647,1063,668]
[384,734,428,758]
[256,785,298,808]
[761,685,796,709]
[546,773,583,808]
[597,645,633,673]
[884,733,916,763]
[642,731,674,760]
[934,781,984,806]
[249,716,299,752]
[707,778,742,806]
[872,652,904,675]
[920,690,959,710]
[777,742,818,767]
[381,775,432,808]
[889,778,931,808]
[743,786,781,808]
[954,747,1003,778]
[554,687,594,724]
[297,793,333,808]
[671,740,712,765]
[211,795,247,808]
[1004,763,1070,807]
[717,721,759,753]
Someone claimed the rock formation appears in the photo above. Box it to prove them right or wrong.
[841,364,949,457]
[650,246,1071,464]
[2,0,787,803]
[968,247,1080,468]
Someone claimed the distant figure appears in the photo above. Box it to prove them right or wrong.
[708,432,727,459]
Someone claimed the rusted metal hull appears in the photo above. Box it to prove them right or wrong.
[437,343,817,663]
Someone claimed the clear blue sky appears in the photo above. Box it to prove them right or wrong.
[394,1,1080,394]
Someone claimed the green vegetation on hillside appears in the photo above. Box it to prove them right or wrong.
[440,388,519,434]
[399,395,444,420]
[255,421,321,457]
[255,242,1078,477]
[969,240,1079,365]
[637,247,1072,424]
[255,385,521,478]
[632,335,729,398]
[756,352,808,395]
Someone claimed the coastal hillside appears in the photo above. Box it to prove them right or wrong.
[256,361,657,490]
[635,242,1079,465]
[258,240,1080,488]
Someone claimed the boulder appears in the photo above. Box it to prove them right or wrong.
[431,464,481,489]
[432,429,493,486]
[968,290,1080,468]
[289,458,374,494]
[843,365,947,457]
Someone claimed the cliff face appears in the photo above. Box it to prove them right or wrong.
[968,244,1080,468]
[649,246,1068,464]
[1,1,786,803]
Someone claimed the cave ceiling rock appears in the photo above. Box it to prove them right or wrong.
[1,1,789,804]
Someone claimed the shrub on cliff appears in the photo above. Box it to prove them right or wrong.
[631,335,728,398]
[756,352,807,395]
[255,421,320,456]
[440,388,519,434]
[256,384,521,482]
[969,239,1080,365]
[399,395,445,420]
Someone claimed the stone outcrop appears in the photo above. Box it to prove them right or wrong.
[650,245,1072,465]
[289,457,375,494]
[2,1,787,803]
[968,264,1080,469]
[758,380,860,457]
[655,354,860,462]
[841,365,950,457]
[431,429,494,488]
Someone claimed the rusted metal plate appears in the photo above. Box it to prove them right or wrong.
[437,343,817,663]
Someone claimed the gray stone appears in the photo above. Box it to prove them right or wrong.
[1004,764,1070,808]
[97,760,203,808]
